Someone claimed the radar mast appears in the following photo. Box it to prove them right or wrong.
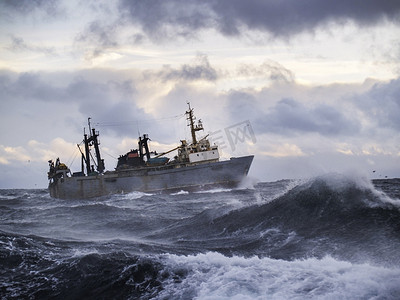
[186,102,203,145]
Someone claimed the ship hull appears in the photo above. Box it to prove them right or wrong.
[49,156,254,199]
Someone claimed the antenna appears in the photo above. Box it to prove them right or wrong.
[88,117,92,136]
[137,120,140,137]
[186,101,203,145]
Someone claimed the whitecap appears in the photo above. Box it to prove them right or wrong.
[157,252,400,300]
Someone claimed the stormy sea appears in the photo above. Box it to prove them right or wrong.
[1,174,400,299]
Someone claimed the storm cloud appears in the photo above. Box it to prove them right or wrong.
[237,60,295,83]
[75,21,121,59]
[0,70,149,140]
[210,0,400,37]
[226,89,361,138]
[259,98,360,136]
[119,0,400,40]
[7,36,56,55]
[355,78,400,130]
[0,0,62,16]
[154,54,218,82]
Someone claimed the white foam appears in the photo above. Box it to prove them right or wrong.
[264,179,304,204]
[171,190,189,195]
[195,188,233,194]
[237,176,259,190]
[70,248,100,258]
[303,172,400,208]
[119,191,154,199]
[0,195,19,200]
[100,191,154,208]
[157,252,400,300]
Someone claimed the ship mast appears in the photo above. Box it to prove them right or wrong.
[186,102,203,145]
[82,118,105,175]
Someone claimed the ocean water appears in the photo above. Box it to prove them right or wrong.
[1,174,400,299]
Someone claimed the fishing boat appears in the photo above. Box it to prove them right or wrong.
[48,104,254,199]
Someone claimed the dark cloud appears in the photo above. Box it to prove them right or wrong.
[128,33,146,45]
[118,0,213,40]
[0,0,62,18]
[66,77,144,133]
[356,78,400,130]
[0,71,137,107]
[75,21,120,59]
[0,71,147,136]
[227,91,360,137]
[226,90,260,119]
[262,98,360,136]
[6,36,56,55]
[237,60,295,83]
[118,0,400,40]
[0,70,187,143]
[210,0,400,37]
[0,72,62,102]
[155,54,218,82]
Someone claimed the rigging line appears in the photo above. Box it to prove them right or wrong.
[67,148,80,170]
[94,113,185,127]
[102,150,118,161]
[89,150,98,168]
[66,147,79,167]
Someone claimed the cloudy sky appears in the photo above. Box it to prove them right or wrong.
[1,0,400,188]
